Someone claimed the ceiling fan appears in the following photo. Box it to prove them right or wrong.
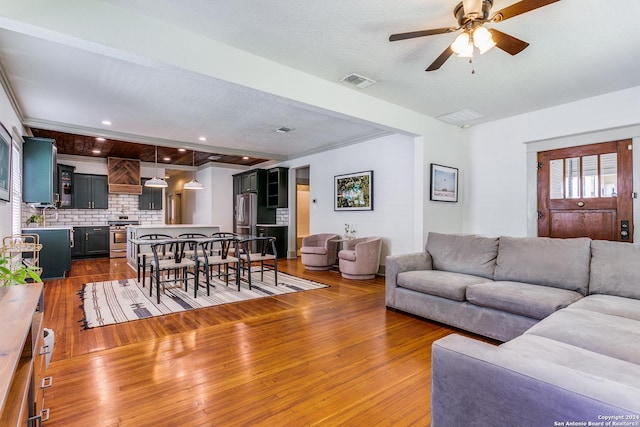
[389,0,560,71]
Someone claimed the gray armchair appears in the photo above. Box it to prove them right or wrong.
[338,236,382,279]
[300,233,340,270]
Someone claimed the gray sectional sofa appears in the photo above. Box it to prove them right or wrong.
[385,232,640,425]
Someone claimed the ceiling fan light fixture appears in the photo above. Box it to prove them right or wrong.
[451,32,473,57]
[473,26,496,54]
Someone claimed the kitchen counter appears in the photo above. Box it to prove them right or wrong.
[126,224,221,269]
[23,226,74,230]
[255,224,288,227]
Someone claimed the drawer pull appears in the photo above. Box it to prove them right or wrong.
[39,345,50,355]
[41,408,50,422]
[41,376,53,389]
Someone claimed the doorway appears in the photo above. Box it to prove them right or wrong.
[537,139,633,242]
[295,167,310,256]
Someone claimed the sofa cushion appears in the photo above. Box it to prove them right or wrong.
[426,233,499,280]
[466,281,583,320]
[569,294,640,321]
[501,334,640,389]
[524,308,640,364]
[494,236,591,295]
[590,240,640,299]
[397,270,492,302]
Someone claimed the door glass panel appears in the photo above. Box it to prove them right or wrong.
[549,159,564,199]
[582,155,598,198]
[565,158,580,199]
[600,153,617,197]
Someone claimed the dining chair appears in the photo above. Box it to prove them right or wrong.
[177,233,207,259]
[148,239,198,304]
[195,236,239,296]
[236,236,278,290]
[136,233,174,288]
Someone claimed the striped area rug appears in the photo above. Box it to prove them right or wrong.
[80,271,328,328]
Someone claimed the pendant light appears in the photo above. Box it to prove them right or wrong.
[145,146,168,188]
[183,150,204,190]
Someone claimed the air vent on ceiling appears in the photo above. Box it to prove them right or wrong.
[341,73,376,89]
[274,126,294,134]
[436,108,485,127]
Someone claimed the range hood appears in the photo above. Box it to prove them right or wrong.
[107,157,142,194]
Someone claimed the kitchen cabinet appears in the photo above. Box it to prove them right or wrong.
[22,137,56,204]
[74,173,108,209]
[72,226,109,258]
[256,225,288,258]
[139,178,163,210]
[267,167,288,208]
[22,228,72,279]
[56,164,75,208]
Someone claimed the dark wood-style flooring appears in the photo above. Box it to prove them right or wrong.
[42,257,464,426]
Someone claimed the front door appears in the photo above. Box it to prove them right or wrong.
[537,139,633,242]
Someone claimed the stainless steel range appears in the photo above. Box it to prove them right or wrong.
[108,215,140,258]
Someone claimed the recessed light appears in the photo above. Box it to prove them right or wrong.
[207,155,222,161]
[199,137,207,142]
[92,149,101,154]
[163,157,171,161]
[242,156,250,160]
[95,137,106,142]
[178,148,186,152]
[101,120,112,126]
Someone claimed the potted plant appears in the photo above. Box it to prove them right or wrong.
[0,255,43,286]
[26,214,42,227]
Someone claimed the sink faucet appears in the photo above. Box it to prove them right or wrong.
[41,204,58,227]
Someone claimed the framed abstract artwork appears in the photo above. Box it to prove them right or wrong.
[0,123,11,202]
[334,170,373,211]
[430,163,458,202]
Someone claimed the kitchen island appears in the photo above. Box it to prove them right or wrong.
[126,224,221,269]
[21,226,73,279]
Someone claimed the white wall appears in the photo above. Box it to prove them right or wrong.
[0,81,25,238]
[191,165,236,232]
[280,133,424,263]
[465,85,640,237]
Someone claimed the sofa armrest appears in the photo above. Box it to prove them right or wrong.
[385,252,432,307]
[431,334,640,426]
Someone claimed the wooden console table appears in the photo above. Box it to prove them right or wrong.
[0,284,51,426]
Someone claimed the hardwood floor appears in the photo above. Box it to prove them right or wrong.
[42,257,461,426]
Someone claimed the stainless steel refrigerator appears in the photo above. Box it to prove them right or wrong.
[235,192,257,236]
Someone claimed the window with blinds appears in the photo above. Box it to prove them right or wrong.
[11,142,21,235]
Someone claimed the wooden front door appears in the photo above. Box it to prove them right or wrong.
[537,139,633,242]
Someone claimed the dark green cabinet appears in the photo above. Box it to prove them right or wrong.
[22,228,71,279]
[256,225,288,258]
[139,178,163,210]
[72,226,109,258]
[74,174,108,209]
[22,137,56,204]
[267,167,288,208]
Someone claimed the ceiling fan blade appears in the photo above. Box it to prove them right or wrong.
[489,29,529,55]
[491,0,560,22]
[462,0,483,17]
[389,27,457,42]
[426,46,454,72]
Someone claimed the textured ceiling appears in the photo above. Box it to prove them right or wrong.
[1,0,640,165]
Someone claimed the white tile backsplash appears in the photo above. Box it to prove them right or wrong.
[22,194,164,227]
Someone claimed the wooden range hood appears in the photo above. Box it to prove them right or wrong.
[107,157,142,194]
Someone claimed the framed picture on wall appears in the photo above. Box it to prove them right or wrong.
[430,163,458,202]
[334,170,373,211]
[0,122,11,202]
